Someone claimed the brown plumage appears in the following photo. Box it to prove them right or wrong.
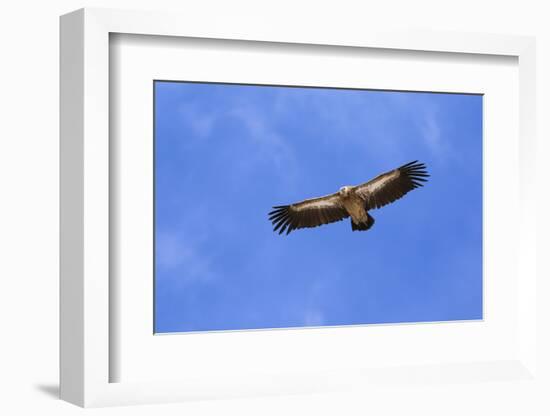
[268,161,429,235]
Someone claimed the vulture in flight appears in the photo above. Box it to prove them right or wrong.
[268,161,429,234]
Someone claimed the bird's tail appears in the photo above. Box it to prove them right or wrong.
[351,213,375,232]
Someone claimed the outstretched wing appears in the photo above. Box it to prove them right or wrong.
[354,161,429,210]
[268,193,349,235]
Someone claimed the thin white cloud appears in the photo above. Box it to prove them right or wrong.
[178,98,299,186]
[179,105,216,138]
[156,231,216,285]
[418,108,449,158]
[229,106,297,172]
[272,88,410,163]
[382,91,456,162]
[303,309,325,327]
[300,276,336,327]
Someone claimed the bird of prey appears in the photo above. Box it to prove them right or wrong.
[268,161,429,235]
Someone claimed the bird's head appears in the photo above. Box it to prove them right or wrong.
[339,186,352,197]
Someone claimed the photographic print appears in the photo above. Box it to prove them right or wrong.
[154,81,482,333]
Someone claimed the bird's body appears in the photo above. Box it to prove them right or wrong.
[338,187,371,225]
[268,161,429,235]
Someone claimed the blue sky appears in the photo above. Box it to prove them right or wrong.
[154,81,483,333]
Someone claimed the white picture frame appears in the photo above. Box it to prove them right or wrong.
[60,7,538,408]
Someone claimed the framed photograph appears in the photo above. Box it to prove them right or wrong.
[151,82,478,334]
[60,8,538,408]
